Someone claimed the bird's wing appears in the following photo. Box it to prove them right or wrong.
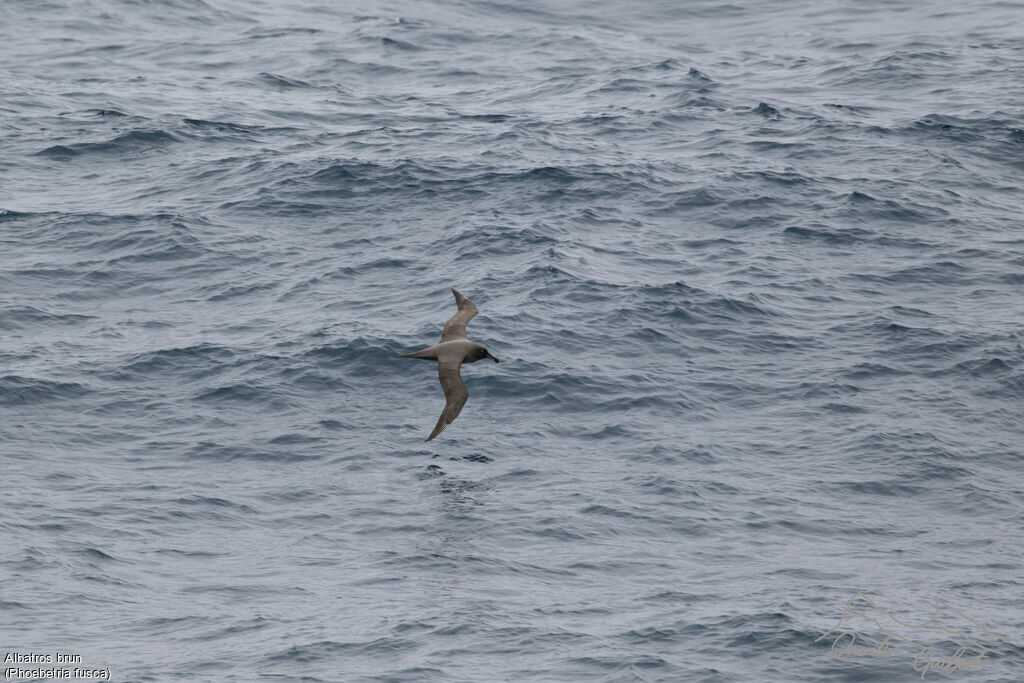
[426,358,468,441]
[440,288,479,342]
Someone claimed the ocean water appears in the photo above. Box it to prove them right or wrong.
[2,0,1023,680]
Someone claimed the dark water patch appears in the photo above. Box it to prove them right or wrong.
[629,283,778,327]
[638,280,706,299]
[686,67,715,84]
[301,159,653,205]
[820,402,869,413]
[591,76,671,95]
[788,381,863,400]
[745,515,924,538]
[82,108,128,117]
[202,280,279,302]
[193,381,291,406]
[649,187,722,213]
[888,304,936,319]
[184,441,319,462]
[35,130,178,158]
[573,423,638,440]
[518,264,585,297]
[256,72,316,89]
[329,257,414,277]
[379,36,421,51]
[0,375,91,405]
[243,26,321,39]
[259,487,325,503]
[649,445,720,465]
[278,366,352,394]
[783,225,875,245]
[182,616,272,641]
[456,112,510,122]
[101,232,208,264]
[0,208,36,221]
[861,319,947,344]
[182,117,265,136]
[733,170,810,187]
[629,474,700,499]
[823,102,876,115]
[417,464,446,479]
[491,369,624,410]
[303,337,397,376]
[999,271,1024,284]
[908,113,1021,144]
[753,102,782,118]
[830,480,930,497]
[266,638,418,664]
[830,190,948,223]
[625,325,687,346]
[825,49,956,88]
[989,371,1024,399]
[899,260,975,284]
[153,549,227,559]
[838,430,969,464]
[664,91,730,112]
[9,211,214,268]
[680,237,741,249]
[567,654,672,671]
[744,138,812,155]
[942,356,1015,378]
[860,260,972,285]
[725,625,822,655]
[217,194,337,217]
[579,503,664,523]
[34,144,80,158]
[0,305,96,331]
[267,432,323,446]
[115,344,238,381]
[451,453,493,463]
[182,583,307,598]
[445,223,559,257]
[78,547,119,562]
[173,495,257,514]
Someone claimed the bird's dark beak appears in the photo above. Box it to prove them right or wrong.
[486,352,499,363]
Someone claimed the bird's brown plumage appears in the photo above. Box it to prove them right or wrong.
[428,358,468,441]
[440,289,478,342]
[395,289,499,441]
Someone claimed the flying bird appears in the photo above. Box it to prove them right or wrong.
[395,289,499,441]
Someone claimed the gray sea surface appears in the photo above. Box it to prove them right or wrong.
[2,0,1023,681]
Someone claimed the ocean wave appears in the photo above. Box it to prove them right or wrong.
[36,130,178,158]
[0,375,91,405]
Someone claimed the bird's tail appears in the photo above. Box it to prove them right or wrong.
[394,346,438,360]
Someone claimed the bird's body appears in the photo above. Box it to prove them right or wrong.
[395,289,499,441]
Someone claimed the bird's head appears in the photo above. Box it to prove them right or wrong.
[468,345,499,364]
